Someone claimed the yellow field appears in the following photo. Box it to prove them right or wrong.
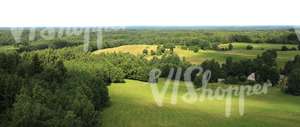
[92,44,204,63]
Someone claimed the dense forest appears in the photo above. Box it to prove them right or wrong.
[0,49,110,126]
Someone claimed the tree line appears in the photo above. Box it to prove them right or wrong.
[1,28,299,52]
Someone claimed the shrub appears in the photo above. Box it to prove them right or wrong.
[281,46,289,51]
[212,43,219,50]
[143,49,148,55]
[246,45,253,50]
[228,43,233,50]
[150,50,156,55]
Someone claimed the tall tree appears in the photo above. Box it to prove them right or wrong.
[228,43,233,50]
[287,68,300,95]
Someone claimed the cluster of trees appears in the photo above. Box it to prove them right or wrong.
[93,45,300,95]
[92,52,193,82]
[0,51,109,127]
[191,50,280,87]
[143,43,176,56]
[96,53,151,82]
[282,55,300,95]
[93,48,299,95]
[228,34,252,42]
[150,54,191,80]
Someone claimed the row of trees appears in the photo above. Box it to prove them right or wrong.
[228,31,299,44]
[17,39,82,52]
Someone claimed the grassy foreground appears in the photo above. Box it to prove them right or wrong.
[102,79,300,127]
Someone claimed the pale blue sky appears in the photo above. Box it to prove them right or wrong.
[1,0,300,27]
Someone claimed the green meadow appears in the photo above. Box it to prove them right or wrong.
[102,79,300,127]
[96,43,300,127]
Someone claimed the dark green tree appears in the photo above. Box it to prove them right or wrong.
[283,55,300,75]
[287,68,300,95]
[150,50,156,55]
[228,43,233,50]
[193,73,203,88]
[256,66,279,85]
[257,50,277,67]
[281,46,289,51]
[246,45,253,50]
[10,86,52,127]
[201,59,222,82]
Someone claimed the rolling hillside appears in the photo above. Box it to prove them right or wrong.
[93,44,300,67]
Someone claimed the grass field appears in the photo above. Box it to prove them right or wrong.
[102,79,300,127]
[93,44,300,68]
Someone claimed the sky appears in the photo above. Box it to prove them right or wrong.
[1,0,300,27]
